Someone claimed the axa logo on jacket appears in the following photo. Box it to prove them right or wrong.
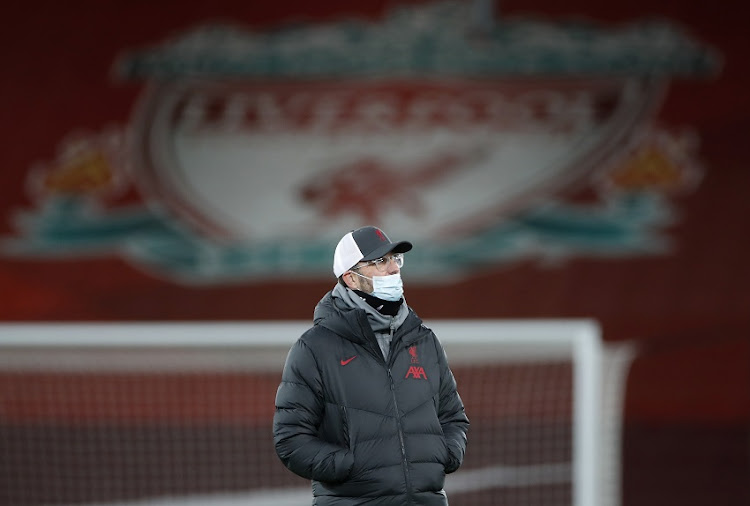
[405,365,428,379]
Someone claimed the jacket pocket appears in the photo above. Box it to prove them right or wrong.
[341,405,350,448]
[439,433,451,466]
[319,402,349,448]
[441,437,460,474]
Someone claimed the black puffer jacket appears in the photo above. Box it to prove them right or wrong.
[273,290,469,505]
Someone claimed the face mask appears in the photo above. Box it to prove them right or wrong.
[352,272,404,301]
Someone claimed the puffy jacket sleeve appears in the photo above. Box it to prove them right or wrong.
[273,337,354,483]
[436,338,469,474]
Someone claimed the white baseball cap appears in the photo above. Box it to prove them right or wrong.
[333,226,413,278]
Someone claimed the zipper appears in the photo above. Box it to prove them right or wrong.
[388,367,411,499]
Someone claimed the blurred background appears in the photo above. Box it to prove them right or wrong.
[0,1,748,505]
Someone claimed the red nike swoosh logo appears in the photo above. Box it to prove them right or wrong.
[340,356,357,366]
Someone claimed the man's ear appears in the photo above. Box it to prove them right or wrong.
[342,271,357,290]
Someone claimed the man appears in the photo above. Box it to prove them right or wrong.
[273,225,469,505]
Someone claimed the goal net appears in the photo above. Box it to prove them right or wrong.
[0,320,634,506]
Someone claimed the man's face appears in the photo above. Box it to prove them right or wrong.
[345,252,403,292]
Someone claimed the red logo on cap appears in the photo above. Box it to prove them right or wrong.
[376,229,386,241]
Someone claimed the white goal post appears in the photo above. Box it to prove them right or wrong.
[0,319,635,506]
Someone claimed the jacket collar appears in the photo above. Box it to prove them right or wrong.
[313,284,423,346]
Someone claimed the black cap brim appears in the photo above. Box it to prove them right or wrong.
[361,240,413,261]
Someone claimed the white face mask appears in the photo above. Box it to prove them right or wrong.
[352,271,404,301]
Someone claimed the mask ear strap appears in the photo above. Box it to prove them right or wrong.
[344,270,369,290]
[350,270,372,282]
